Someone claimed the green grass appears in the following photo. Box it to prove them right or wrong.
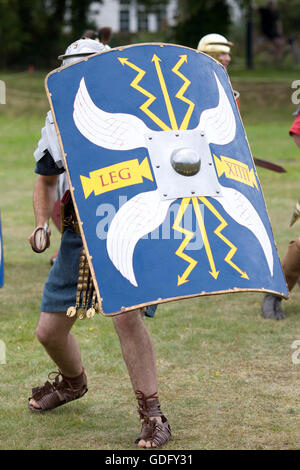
[1,69,300,450]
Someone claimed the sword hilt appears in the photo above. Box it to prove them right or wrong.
[31,223,50,253]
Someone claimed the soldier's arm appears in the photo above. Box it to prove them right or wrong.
[29,174,59,251]
[33,174,59,226]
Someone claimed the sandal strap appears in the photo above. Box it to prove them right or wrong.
[135,390,163,419]
[151,417,172,447]
[29,370,88,411]
[135,417,171,447]
[135,390,171,447]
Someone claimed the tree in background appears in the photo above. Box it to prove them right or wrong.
[277,0,300,58]
[0,0,102,69]
[0,0,237,69]
[0,0,22,68]
[174,0,232,49]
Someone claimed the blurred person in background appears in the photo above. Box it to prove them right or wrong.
[254,1,285,63]
[82,26,112,50]
[261,107,300,320]
[98,26,113,47]
[197,33,233,70]
[197,33,240,109]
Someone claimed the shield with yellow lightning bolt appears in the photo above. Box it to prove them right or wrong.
[45,43,288,316]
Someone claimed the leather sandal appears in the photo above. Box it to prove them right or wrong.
[28,369,88,412]
[135,391,171,448]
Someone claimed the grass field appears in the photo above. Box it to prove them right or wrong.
[0,66,300,450]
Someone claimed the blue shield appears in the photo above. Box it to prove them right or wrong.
[0,212,4,287]
[46,43,288,315]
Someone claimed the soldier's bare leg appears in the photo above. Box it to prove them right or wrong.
[29,309,170,445]
[29,312,83,409]
[113,309,171,448]
[113,310,158,396]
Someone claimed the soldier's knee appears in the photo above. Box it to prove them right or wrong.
[113,309,144,332]
[36,321,64,346]
[36,324,54,346]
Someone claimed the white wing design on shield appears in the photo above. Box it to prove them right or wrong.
[212,186,274,275]
[196,73,236,145]
[107,190,174,286]
[73,73,235,150]
[73,77,150,150]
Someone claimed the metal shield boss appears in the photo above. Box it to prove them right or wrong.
[46,43,288,316]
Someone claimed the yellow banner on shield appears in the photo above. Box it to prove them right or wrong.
[214,154,258,190]
[80,157,153,199]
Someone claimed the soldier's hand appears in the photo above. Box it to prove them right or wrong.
[29,224,51,253]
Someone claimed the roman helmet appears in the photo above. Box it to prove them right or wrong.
[197,33,233,60]
[58,38,108,66]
